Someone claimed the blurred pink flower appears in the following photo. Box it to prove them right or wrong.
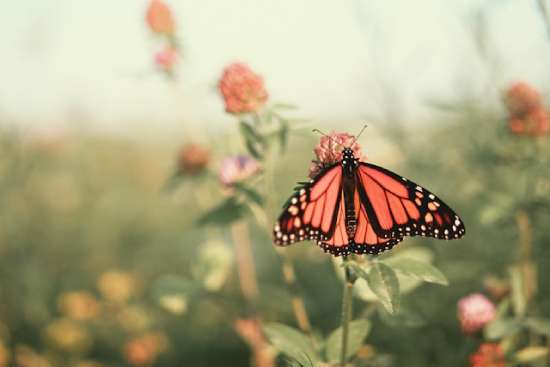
[146,0,175,36]
[309,131,365,178]
[469,343,505,367]
[218,63,268,114]
[154,46,178,71]
[457,293,496,334]
[218,155,261,187]
[505,82,542,117]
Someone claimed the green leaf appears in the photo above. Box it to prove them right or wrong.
[484,318,522,340]
[381,258,448,286]
[197,197,247,226]
[525,318,550,336]
[245,138,264,160]
[264,323,318,366]
[325,319,371,363]
[514,346,549,363]
[365,263,400,314]
[378,306,425,328]
[239,121,265,159]
[239,120,264,142]
[233,182,264,206]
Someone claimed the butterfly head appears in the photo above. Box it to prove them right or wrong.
[342,147,359,175]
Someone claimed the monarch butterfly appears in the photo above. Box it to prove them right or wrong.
[273,128,465,256]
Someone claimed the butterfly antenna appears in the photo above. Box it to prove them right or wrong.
[350,124,368,146]
[312,128,338,145]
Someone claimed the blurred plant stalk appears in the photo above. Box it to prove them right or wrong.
[231,220,260,306]
[537,0,550,39]
[279,250,313,335]
[340,258,356,367]
[515,210,537,306]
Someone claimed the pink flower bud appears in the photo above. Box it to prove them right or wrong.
[154,46,178,71]
[457,293,496,334]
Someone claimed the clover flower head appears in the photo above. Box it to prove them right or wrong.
[218,63,268,114]
[457,293,496,334]
[309,131,366,178]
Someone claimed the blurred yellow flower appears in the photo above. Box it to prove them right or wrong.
[158,294,187,315]
[58,291,101,321]
[97,271,137,304]
[192,241,233,292]
[117,306,151,333]
[14,345,51,367]
[0,343,10,367]
[123,332,169,367]
[42,319,92,353]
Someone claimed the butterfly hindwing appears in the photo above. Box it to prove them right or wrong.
[351,187,404,255]
[356,163,465,240]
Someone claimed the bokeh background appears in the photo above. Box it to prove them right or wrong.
[1,1,550,366]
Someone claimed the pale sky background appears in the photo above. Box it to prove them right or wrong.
[0,0,549,138]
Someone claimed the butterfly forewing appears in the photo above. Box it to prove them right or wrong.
[356,163,466,240]
[273,164,342,246]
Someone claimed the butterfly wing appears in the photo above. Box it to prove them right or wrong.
[273,164,342,246]
[356,163,465,240]
[350,187,404,255]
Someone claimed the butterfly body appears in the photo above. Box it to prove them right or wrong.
[341,148,360,239]
[274,147,465,257]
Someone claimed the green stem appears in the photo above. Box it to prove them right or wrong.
[340,258,355,367]
[537,0,550,39]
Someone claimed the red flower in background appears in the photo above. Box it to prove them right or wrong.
[505,82,541,117]
[469,343,505,367]
[154,46,178,72]
[218,63,269,114]
[457,293,496,334]
[309,131,366,178]
[505,82,549,137]
[508,108,549,137]
[177,143,210,175]
[146,0,175,36]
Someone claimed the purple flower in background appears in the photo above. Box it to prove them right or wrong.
[457,293,496,334]
[218,155,261,187]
